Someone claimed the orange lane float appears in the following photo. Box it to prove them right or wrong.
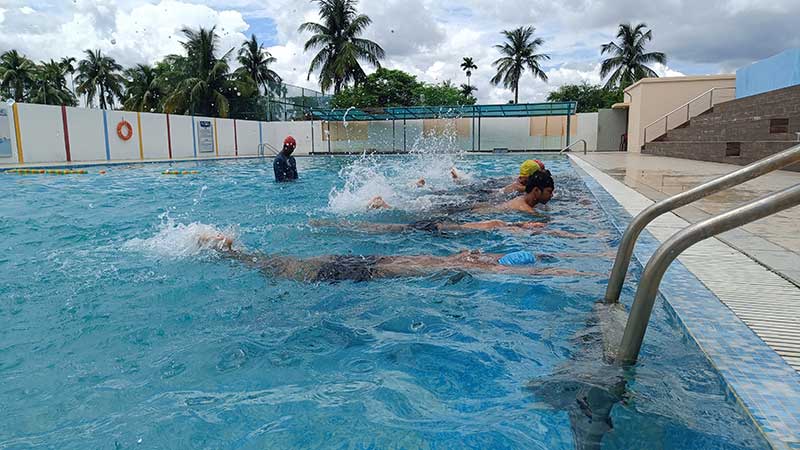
[116,119,134,141]
[162,170,199,175]
[6,169,88,175]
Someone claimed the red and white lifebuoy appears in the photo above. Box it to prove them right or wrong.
[116,120,133,141]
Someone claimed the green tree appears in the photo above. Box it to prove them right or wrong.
[546,83,622,112]
[600,23,666,89]
[331,68,419,108]
[76,49,124,109]
[331,69,475,108]
[0,50,36,102]
[491,26,549,104]
[236,34,281,95]
[59,56,77,98]
[299,0,385,94]
[164,26,256,118]
[29,59,77,106]
[460,56,477,90]
[414,80,475,106]
[459,83,477,99]
[122,64,164,112]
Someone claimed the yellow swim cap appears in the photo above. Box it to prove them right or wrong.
[519,160,542,177]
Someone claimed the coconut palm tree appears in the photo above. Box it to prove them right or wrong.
[459,83,477,98]
[122,64,164,112]
[29,59,77,106]
[164,26,255,118]
[490,26,549,104]
[299,0,385,94]
[60,56,77,97]
[0,50,36,102]
[76,49,124,109]
[460,57,477,90]
[600,23,666,90]
[236,34,281,95]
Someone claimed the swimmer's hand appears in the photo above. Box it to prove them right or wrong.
[198,232,233,251]
[367,196,391,209]
[416,178,426,187]
[450,168,459,179]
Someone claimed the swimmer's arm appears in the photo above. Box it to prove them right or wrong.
[489,266,600,277]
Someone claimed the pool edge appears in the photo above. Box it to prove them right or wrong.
[569,155,800,450]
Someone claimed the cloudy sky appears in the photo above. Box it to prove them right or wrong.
[1,0,799,103]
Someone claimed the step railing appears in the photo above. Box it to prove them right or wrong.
[604,143,800,306]
[559,139,588,155]
[258,143,280,156]
[617,181,800,364]
[643,86,736,144]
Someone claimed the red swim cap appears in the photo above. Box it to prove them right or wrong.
[284,136,296,148]
[534,159,545,170]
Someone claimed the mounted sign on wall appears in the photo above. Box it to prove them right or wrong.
[0,106,12,158]
[197,120,214,153]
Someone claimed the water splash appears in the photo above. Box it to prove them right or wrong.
[123,216,238,259]
[327,119,475,214]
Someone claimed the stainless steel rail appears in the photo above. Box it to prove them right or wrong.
[617,182,800,364]
[258,143,280,156]
[643,86,735,143]
[559,139,588,155]
[604,143,800,304]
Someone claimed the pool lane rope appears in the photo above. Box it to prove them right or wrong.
[6,169,88,175]
[162,170,199,175]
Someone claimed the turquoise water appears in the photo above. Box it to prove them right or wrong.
[0,154,767,449]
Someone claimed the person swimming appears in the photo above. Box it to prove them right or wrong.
[198,234,598,283]
[368,169,556,216]
[309,218,590,239]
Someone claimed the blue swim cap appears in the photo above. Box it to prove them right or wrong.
[498,251,537,266]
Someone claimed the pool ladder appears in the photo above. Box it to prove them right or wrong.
[604,143,800,365]
[258,143,280,156]
[559,139,588,155]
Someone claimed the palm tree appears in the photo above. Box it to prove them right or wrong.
[600,23,666,90]
[59,56,77,97]
[299,0,385,94]
[459,83,477,98]
[164,26,254,118]
[123,64,164,112]
[460,57,477,90]
[29,59,77,106]
[0,50,36,102]
[236,34,281,95]
[76,49,123,109]
[490,26,550,104]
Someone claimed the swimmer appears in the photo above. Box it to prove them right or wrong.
[198,234,598,283]
[369,169,555,216]
[310,218,590,239]
[501,159,545,194]
[415,167,464,188]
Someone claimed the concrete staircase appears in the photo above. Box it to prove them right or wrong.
[643,84,800,171]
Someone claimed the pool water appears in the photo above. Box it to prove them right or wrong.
[0,154,768,449]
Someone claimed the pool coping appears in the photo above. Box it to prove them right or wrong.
[569,155,800,450]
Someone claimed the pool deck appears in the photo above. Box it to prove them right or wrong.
[571,152,800,449]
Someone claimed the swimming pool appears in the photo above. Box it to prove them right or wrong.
[0,153,769,449]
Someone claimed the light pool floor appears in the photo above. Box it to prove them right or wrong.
[572,153,800,449]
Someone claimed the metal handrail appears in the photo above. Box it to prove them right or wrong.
[559,139,588,155]
[643,86,735,143]
[617,182,800,364]
[604,143,800,304]
[258,143,280,156]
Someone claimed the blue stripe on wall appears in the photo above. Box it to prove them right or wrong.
[259,121,263,150]
[191,116,197,157]
[102,110,111,160]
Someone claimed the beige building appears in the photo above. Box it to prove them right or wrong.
[620,75,736,151]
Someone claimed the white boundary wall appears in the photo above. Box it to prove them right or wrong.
[0,103,601,166]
